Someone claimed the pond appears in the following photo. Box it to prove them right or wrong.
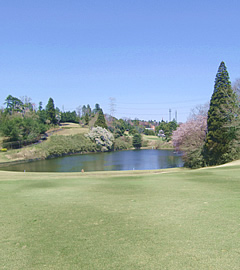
[1,149,183,172]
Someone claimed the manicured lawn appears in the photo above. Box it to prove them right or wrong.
[0,165,239,269]
[142,135,163,141]
[56,123,89,136]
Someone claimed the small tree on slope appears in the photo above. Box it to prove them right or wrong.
[94,109,108,129]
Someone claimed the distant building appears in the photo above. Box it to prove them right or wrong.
[145,125,155,131]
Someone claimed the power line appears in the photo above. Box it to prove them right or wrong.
[111,98,208,105]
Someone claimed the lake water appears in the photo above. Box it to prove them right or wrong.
[1,149,183,172]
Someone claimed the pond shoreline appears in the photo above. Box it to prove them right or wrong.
[0,147,178,171]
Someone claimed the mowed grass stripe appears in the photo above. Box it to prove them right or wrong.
[0,166,239,270]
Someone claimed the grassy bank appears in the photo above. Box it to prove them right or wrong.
[0,163,239,269]
[0,128,173,164]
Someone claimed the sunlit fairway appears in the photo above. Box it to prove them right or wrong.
[55,123,89,136]
[142,135,163,141]
[0,164,240,270]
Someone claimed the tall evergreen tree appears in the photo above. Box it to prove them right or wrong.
[203,61,239,165]
[84,113,89,125]
[46,98,57,124]
[94,109,107,129]
[132,133,142,149]
[93,103,101,114]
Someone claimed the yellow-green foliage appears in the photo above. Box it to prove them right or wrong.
[113,136,132,150]
[1,148,7,152]
[43,134,97,157]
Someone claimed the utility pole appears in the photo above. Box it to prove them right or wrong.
[169,109,171,122]
[175,110,177,123]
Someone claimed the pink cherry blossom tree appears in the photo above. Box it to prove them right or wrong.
[172,115,207,168]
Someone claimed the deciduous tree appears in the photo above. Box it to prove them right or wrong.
[172,115,207,168]
[87,126,114,152]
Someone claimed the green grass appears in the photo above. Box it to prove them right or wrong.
[142,135,163,141]
[0,165,240,269]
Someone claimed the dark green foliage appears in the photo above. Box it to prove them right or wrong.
[144,129,155,135]
[46,98,57,124]
[37,102,46,123]
[112,121,125,138]
[61,111,78,123]
[93,103,101,114]
[213,61,231,94]
[4,95,23,113]
[132,133,142,149]
[0,113,47,148]
[155,120,178,141]
[129,127,137,135]
[204,62,239,165]
[94,109,107,129]
[0,95,49,148]
[84,113,89,125]
[183,147,205,169]
[4,95,23,114]
[86,104,91,115]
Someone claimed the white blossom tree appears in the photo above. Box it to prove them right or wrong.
[232,78,240,102]
[87,126,114,152]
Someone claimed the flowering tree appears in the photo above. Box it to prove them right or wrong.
[172,115,207,168]
[172,115,207,151]
[87,126,114,152]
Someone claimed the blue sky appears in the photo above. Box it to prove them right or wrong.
[1,0,240,122]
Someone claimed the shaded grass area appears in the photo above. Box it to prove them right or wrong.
[0,165,240,270]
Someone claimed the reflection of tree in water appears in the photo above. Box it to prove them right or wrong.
[81,154,106,172]
[158,152,183,169]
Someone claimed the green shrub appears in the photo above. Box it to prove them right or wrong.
[44,134,97,158]
[183,148,205,169]
[142,140,149,147]
[132,133,142,149]
[113,136,132,150]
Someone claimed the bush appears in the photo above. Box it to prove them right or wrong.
[183,148,205,169]
[44,134,97,158]
[1,148,7,152]
[141,140,149,147]
[113,136,132,150]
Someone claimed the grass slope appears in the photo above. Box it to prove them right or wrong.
[0,165,239,270]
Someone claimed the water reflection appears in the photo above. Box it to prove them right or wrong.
[1,149,183,172]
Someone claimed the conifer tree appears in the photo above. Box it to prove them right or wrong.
[132,133,142,149]
[84,113,89,125]
[46,98,57,124]
[203,61,239,165]
[94,109,107,129]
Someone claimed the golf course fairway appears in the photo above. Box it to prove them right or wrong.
[0,163,239,269]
